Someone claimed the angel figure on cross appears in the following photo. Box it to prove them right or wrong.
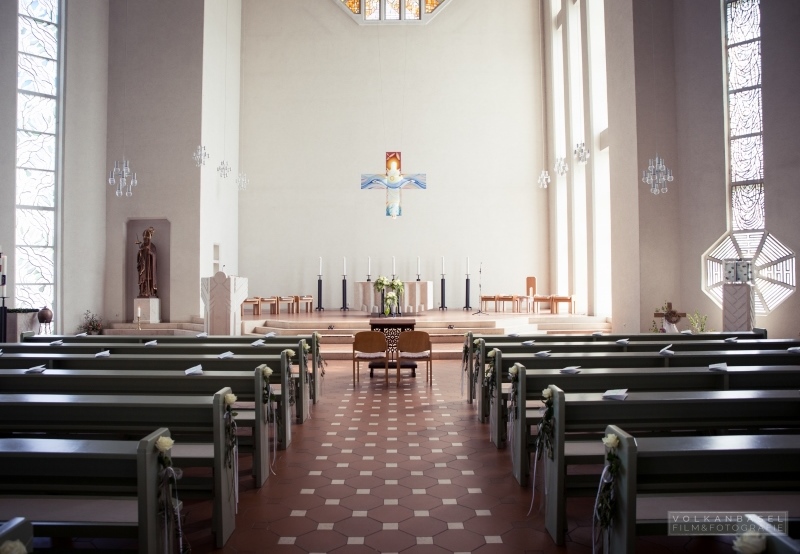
[361,152,426,218]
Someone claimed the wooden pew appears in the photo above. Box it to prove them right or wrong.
[15,333,324,406]
[543,386,800,545]
[603,424,800,554]
[511,364,800,487]
[0,429,172,553]
[0,517,33,550]
[0,365,287,486]
[0,389,235,548]
[488,348,800,447]
[0,349,309,425]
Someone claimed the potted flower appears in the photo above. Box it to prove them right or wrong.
[384,291,398,316]
[78,310,102,334]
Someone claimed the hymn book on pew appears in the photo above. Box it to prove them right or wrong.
[602,388,628,400]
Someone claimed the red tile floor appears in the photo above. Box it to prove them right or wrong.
[40,359,737,552]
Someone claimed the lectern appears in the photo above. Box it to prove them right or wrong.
[201,271,249,335]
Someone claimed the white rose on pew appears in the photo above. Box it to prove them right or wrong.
[303,342,310,352]
[260,365,273,378]
[313,331,322,340]
[487,349,496,358]
[509,364,521,376]
[473,339,480,346]
[733,531,766,554]
[0,540,27,554]
[225,393,238,406]
[285,349,296,358]
[542,388,552,400]
[602,434,619,449]
[155,436,175,453]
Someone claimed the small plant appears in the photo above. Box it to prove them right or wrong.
[687,311,711,333]
[78,310,102,334]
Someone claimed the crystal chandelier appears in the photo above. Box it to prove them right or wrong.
[554,157,568,176]
[236,172,249,191]
[538,170,551,189]
[217,160,231,179]
[193,145,209,167]
[574,142,589,164]
[108,160,138,197]
[642,155,673,195]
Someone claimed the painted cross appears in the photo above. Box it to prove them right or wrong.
[361,152,426,218]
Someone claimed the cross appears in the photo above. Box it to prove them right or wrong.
[654,302,686,325]
[361,152,426,218]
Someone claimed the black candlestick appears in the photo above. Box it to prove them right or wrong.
[463,275,472,310]
[439,275,447,310]
[341,276,349,311]
[0,299,7,343]
[315,276,324,311]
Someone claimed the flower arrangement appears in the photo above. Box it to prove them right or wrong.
[374,275,391,293]
[155,435,175,467]
[687,311,712,333]
[224,393,238,469]
[532,387,555,460]
[384,291,398,315]
[733,530,766,554]
[312,331,327,377]
[78,309,102,334]
[0,541,27,554]
[594,433,621,540]
[484,348,498,397]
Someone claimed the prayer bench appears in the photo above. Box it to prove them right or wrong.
[0,429,174,553]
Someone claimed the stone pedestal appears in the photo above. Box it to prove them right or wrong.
[201,271,248,336]
[723,283,755,332]
[134,298,161,324]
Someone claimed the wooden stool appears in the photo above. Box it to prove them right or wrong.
[550,295,575,314]
[259,296,277,315]
[533,294,552,313]
[241,297,260,316]
[480,295,496,312]
[278,296,295,314]
[294,295,314,313]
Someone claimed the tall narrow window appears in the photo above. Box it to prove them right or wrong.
[703,0,794,314]
[16,0,60,312]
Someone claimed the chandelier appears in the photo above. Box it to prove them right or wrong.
[574,142,589,164]
[554,157,568,177]
[236,172,249,191]
[538,170,551,189]
[642,155,673,195]
[217,160,231,179]
[108,160,138,197]
[193,145,209,167]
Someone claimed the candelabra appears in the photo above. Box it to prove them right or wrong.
[641,155,673,195]
[554,157,568,177]
[193,145,209,167]
[538,169,551,189]
[217,160,231,179]
[574,142,590,164]
[236,172,249,191]
[108,160,138,197]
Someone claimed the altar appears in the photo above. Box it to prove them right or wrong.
[353,281,434,314]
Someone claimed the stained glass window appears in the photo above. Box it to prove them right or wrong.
[341,0,360,14]
[337,0,443,22]
[405,0,420,20]
[16,0,60,313]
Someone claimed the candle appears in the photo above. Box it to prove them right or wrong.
[392,256,396,276]
[467,257,470,274]
[137,306,141,318]
[441,256,445,275]
[368,256,371,275]
[417,256,420,275]
[343,256,346,276]
[319,256,322,275]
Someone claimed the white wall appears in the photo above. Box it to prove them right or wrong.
[239,0,548,309]
[200,0,241,295]
[60,0,109,332]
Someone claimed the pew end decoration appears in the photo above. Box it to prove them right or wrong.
[154,432,190,554]
[594,431,621,552]
[533,386,555,462]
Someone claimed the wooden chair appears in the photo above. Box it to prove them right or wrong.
[397,331,433,384]
[352,331,388,384]
[526,276,552,313]
[550,294,575,314]
[241,297,260,316]
[259,296,277,315]
[294,295,314,313]
[278,296,295,314]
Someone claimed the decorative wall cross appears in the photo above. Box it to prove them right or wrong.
[654,302,686,325]
[361,152,426,218]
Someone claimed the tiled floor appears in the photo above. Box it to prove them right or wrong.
[172,359,739,553]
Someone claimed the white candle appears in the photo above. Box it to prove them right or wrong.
[441,256,445,275]
[467,257,470,274]
[137,306,141,318]
[319,257,322,275]
[343,256,346,276]
[417,256,420,275]
[392,256,396,275]
[368,256,371,275]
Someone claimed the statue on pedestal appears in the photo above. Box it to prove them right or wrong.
[136,227,158,298]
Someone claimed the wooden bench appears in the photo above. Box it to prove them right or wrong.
[510,363,800,487]
[0,389,235,547]
[0,365,286,486]
[543,386,800,545]
[0,429,172,553]
[603,424,800,554]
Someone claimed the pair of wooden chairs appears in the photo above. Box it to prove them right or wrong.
[352,330,433,385]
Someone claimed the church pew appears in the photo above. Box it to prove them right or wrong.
[0,365,286,486]
[16,333,324,406]
[0,350,310,425]
[479,338,799,355]
[489,348,800,448]
[544,386,800,545]
[511,363,800,486]
[0,430,172,553]
[0,389,235,548]
[602,425,800,554]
